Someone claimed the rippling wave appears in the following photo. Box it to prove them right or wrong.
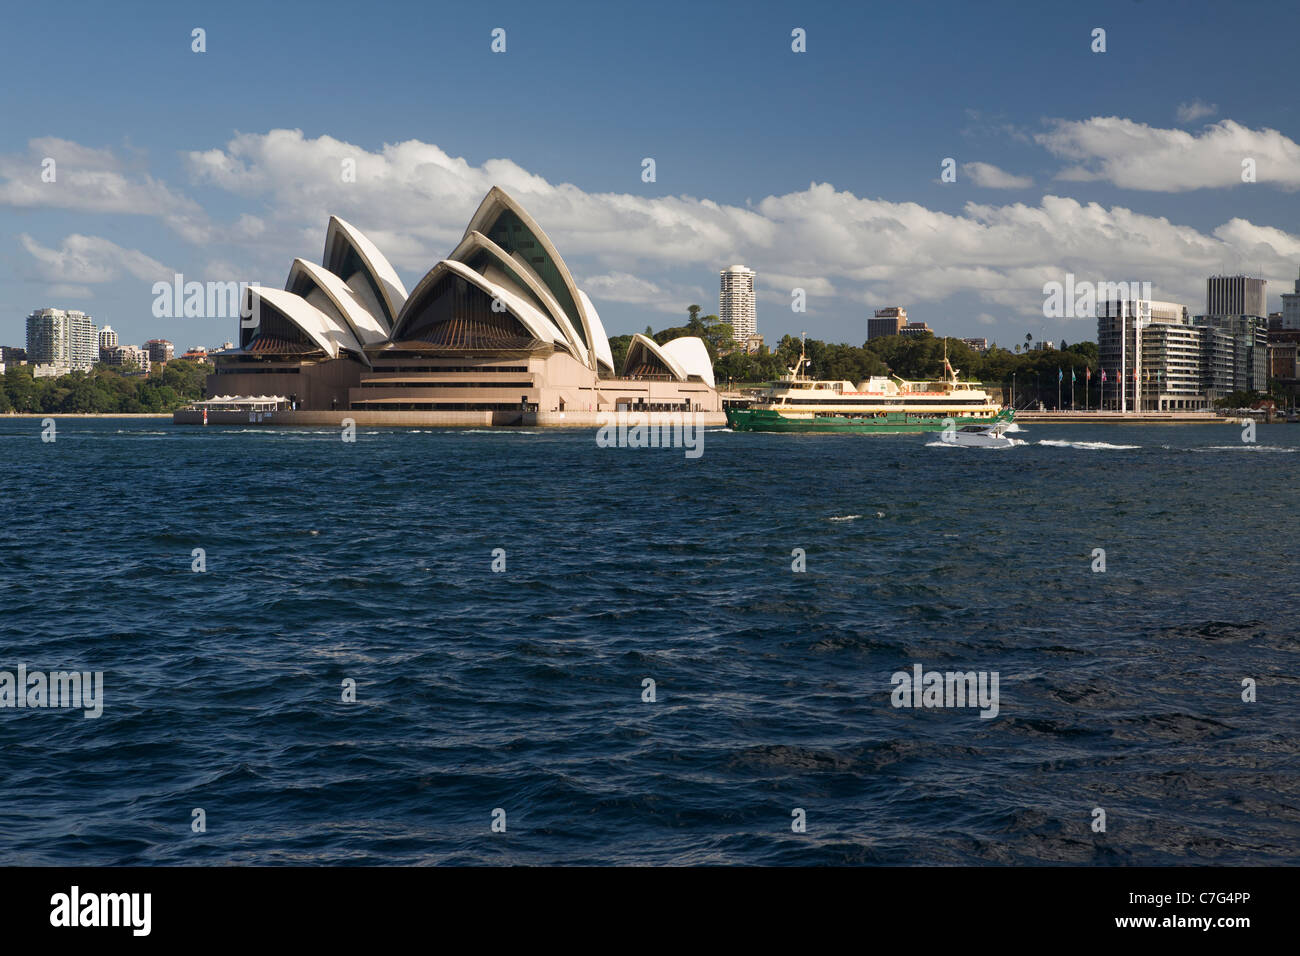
[0,419,1297,864]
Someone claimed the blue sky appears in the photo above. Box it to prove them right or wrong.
[2,0,1299,352]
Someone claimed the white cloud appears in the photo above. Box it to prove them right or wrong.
[1037,117,1300,191]
[19,234,172,284]
[579,272,697,312]
[0,139,211,242]
[8,127,1300,337]
[1176,100,1218,123]
[962,162,1034,189]
[976,313,998,326]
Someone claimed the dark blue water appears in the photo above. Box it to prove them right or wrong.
[1,417,1296,865]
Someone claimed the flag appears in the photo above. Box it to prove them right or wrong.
[1058,368,1063,382]
[1071,368,1076,383]
[1086,367,1092,381]
[1101,369,1107,383]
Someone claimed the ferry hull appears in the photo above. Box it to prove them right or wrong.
[725,407,1013,434]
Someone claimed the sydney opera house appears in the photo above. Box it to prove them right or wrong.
[184,187,721,426]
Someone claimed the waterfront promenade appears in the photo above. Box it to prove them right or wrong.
[1015,410,1264,424]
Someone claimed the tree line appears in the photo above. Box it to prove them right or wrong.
[0,360,207,414]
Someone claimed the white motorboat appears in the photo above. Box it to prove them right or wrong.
[941,421,1021,448]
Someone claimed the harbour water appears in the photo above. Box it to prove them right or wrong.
[1,418,1296,864]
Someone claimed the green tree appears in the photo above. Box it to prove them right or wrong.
[608,334,633,375]
[4,366,39,412]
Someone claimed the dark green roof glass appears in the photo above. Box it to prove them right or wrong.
[485,210,586,348]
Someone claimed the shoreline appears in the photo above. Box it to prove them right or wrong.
[1016,411,1286,425]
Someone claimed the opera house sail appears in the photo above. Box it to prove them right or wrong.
[181,187,720,426]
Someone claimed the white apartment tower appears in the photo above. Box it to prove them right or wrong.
[26,308,98,372]
[99,325,118,351]
[720,265,757,342]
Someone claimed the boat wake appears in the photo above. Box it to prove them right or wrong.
[1192,445,1297,453]
[924,439,1024,448]
[1037,439,1140,450]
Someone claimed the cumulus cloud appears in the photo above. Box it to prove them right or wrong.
[0,139,211,242]
[180,129,1295,319]
[579,272,702,313]
[1176,100,1218,123]
[19,234,172,284]
[1037,117,1300,191]
[962,162,1034,189]
[7,128,1300,332]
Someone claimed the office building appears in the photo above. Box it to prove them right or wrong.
[1206,275,1267,319]
[867,307,907,340]
[1190,314,1269,394]
[1269,330,1300,381]
[1281,267,1300,331]
[1097,299,1193,410]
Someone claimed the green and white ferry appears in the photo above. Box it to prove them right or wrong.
[725,340,1012,434]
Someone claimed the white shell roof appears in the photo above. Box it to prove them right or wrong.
[286,259,390,348]
[246,286,362,359]
[577,290,614,375]
[625,333,686,381]
[660,336,715,387]
[323,216,408,328]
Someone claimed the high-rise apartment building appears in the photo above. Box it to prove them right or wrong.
[145,339,175,365]
[103,344,151,375]
[26,308,98,372]
[719,265,757,342]
[99,325,118,352]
